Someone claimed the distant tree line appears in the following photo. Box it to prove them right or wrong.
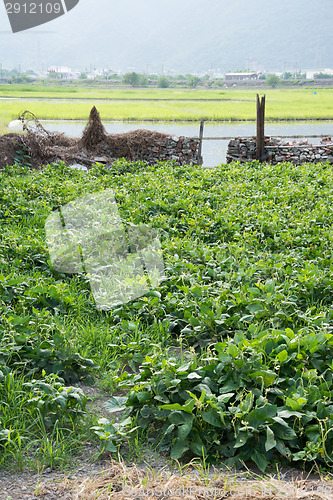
[314,72,333,79]
[1,68,333,88]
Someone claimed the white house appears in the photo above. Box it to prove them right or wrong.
[47,66,73,78]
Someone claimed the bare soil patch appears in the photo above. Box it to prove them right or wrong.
[1,462,332,499]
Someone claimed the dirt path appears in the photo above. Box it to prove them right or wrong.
[1,464,333,500]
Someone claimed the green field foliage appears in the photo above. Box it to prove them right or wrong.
[1,159,333,471]
[0,87,333,123]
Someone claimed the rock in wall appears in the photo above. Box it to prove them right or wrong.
[127,136,201,165]
[227,137,333,164]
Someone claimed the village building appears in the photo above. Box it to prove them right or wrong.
[47,66,73,79]
[224,72,259,81]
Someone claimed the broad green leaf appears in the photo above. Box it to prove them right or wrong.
[177,362,192,373]
[249,370,277,387]
[247,405,277,427]
[194,383,212,396]
[217,392,235,403]
[177,420,194,440]
[136,392,152,404]
[191,286,202,297]
[200,303,214,317]
[286,397,305,411]
[189,434,206,457]
[264,280,275,294]
[275,439,291,457]
[251,450,268,472]
[159,399,195,413]
[228,344,238,357]
[277,409,303,419]
[169,411,194,426]
[285,328,294,337]
[247,302,265,313]
[54,395,67,410]
[219,380,239,393]
[11,315,30,326]
[240,315,254,322]
[292,450,307,461]
[97,418,110,426]
[183,399,196,412]
[153,394,170,404]
[103,396,128,413]
[140,405,153,419]
[171,439,189,459]
[37,349,53,358]
[234,431,249,449]
[239,392,254,413]
[277,350,288,363]
[159,403,185,412]
[187,372,202,380]
[201,410,223,427]
[190,316,200,327]
[303,369,318,381]
[105,441,117,452]
[164,424,175,435]
[265,427,276,452]
[272,419,297,440]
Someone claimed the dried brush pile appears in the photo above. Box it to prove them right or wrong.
[0,107,183,169]
[105,129,171,160]
[19,110,78,166]
[81,106,171,160]
[81,106,108,150]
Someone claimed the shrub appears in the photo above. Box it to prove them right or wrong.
[266,74,280,88]
[157,75,170,88]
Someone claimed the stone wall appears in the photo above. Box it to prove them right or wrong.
[226,137,333,165]
[130,136,202,165]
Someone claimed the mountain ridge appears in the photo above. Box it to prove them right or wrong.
[0,0,332,73]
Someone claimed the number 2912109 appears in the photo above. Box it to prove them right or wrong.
[5,3,62,14]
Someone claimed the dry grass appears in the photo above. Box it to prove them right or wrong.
[82,106,107,149]
[59,461,333,500]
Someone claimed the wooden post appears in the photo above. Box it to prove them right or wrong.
[256,94,265,161]
[197,120,204,165]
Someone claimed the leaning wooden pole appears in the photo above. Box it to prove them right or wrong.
[256,94,266,161]
[197,120,204,165]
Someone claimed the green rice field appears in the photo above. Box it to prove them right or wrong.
[0,86,333,125]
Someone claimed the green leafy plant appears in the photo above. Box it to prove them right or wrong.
[90,396,137,454]
[24,372,87,429]
[0,367,90,469]
[13,146,32,169]
[0,313,97,383]
[2,157,333,472]
[117,329,333,470]
[91,417,137,454]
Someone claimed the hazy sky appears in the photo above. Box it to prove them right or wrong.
[1,0,332,73]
